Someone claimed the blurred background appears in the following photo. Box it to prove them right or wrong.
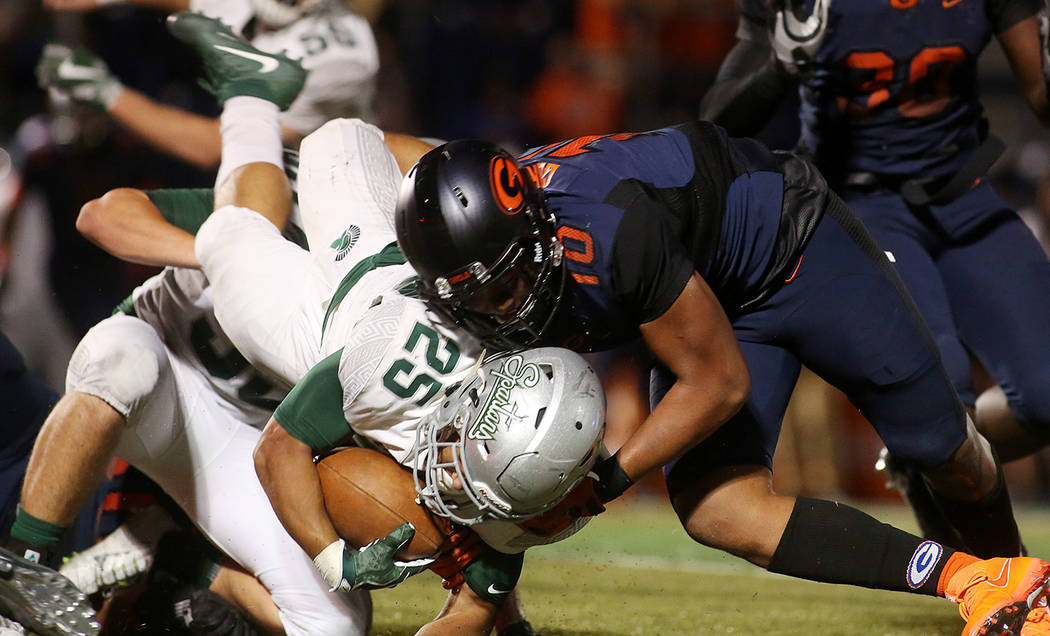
[3,0,1050,505]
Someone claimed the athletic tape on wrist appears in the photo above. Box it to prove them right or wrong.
[593,453,633,503]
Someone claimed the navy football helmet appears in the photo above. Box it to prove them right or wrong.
[395,140,565,349]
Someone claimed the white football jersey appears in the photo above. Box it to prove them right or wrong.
[130,268,291,430]
[190,0,379,134]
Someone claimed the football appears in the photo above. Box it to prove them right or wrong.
[317,446,448,560]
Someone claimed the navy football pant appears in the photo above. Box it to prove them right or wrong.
[659,196,968,493]
[843,181,1050,434]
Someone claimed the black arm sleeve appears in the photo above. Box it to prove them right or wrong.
[987,0,1041,34]
[699,3,795,137]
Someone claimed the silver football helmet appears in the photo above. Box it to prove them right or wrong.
[413,347,606,525]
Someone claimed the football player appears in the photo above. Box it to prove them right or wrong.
[0,23,368,636]
[35,0,378,170]
[700,0,1050,563]
[392,123,1047,633]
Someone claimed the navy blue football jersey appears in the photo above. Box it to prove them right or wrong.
[739,0,1039,181]
[518,121,826,352]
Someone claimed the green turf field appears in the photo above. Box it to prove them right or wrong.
[370,498,1050,635]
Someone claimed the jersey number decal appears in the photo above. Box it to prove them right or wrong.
[556,226,599,285]
[382,322,461,406]
[189,316,282,411]
[839,45,966,118]
[299,19,358,56]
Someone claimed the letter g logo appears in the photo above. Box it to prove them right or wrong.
[489,156,526,215]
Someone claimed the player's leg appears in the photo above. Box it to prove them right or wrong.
[784,195,1021,558]
[0,314,173,636]
[656,341,799,566]
[296,118,404,286]
[936,201,1050,462]
[167,380,371,636]
[657,344,1049,635]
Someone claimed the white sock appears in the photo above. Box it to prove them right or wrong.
[215,96,283,189]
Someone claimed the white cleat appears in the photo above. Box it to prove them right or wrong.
[60,505,176,596]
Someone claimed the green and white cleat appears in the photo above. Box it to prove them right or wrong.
[165,11,306,109]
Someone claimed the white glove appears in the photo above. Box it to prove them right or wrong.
[770,0,831,77]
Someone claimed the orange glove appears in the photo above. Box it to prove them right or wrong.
[516,477,605,538]
[428,519,485,590]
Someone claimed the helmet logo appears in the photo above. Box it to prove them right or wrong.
[468,354,540,440]
[489,156,526,215]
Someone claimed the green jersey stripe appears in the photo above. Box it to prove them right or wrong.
[322,241,406,334]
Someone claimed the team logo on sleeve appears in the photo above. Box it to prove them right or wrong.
[489,156,526,215]
[907,541,943,589]
[331,225,361,262]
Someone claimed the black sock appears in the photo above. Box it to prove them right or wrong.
[932,469,1023,558]
[768,497,954,596]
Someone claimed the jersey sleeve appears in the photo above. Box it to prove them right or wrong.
[145,188,215,235]
[273,349,352,453]
[987,0,1041,33]
[608,196,696,324]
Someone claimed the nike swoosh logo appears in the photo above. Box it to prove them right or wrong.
[942,0,964,7]
[212,45,279,73]
[55,58,102,82]
[986,560,1012,588]
[487,584,511,596]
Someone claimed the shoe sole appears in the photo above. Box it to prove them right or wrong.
[0,548,98,636]
[976,567,1050,636]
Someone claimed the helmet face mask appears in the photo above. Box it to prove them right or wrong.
[396,140,567,350]
[412,348,605,526]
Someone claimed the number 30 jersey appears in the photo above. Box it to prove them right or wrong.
[739,0,1039,181]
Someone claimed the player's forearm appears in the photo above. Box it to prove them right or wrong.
[76,187,198,267]
[254,418,342,559]
[617,375,747,484]
[108,87,223,169]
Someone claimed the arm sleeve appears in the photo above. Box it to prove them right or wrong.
[462,549,525,606]
[987,0,1041,33]
[699,0,794,136]
[273,349,351,453]
[608,197,696,324]
[144,188,215,235]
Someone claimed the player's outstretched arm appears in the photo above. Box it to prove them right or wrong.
[77,187,199,268]
[998,14,1050,127]
[618,273,750,496]
[384,132,437,176]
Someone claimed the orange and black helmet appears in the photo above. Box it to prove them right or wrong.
[395,139,565,350]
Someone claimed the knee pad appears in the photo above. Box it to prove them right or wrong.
[66,315,169,418]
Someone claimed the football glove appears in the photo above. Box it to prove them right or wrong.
[516,476,605,538]
[36,43,124,110]
[429,520,486,590]
[770,0,831,77]
[313,523,434,592]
